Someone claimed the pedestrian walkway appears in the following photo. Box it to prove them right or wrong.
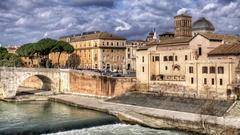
[50,94,240,131]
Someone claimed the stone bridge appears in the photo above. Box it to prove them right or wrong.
[0,67,136,98]
[0,67,71,98]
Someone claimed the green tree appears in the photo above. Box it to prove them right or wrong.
[16,43,37,66]
[0,53,22,67]
[51,41,74,66]
[36,38,58,57]
[0,47,8,54]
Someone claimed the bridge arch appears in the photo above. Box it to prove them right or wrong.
[16,74,54,95]
[0,68,70,98]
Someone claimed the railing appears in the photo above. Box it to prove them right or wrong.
[0,67,66,72]
[151,74,185,81]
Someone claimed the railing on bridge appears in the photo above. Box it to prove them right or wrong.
[0,67,102,76]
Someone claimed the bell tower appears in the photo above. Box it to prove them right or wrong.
[174,14,192,38]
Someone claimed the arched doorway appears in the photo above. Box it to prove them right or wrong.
[16,75,53,96]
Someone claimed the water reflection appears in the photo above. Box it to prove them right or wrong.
[0,101,118,135]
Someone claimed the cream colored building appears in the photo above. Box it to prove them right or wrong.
[52,31,126,71]
[136,14,240,99]
[126,40,145,72]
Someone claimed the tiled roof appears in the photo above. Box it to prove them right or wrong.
[208,43,240,56]
[198,33,240,42]
[62,32,126,42]
[158,37,192,45]
[137,40,158,51]
[127,40,145,43]
[159,32,174,36]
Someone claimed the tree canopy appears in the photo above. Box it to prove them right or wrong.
[0,47,22,67]
[16,38,74,68]
[51,40,74,66]
[35,38,58,56]
[0,47,8,54]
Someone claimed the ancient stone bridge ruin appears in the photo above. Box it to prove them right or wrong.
[0,67,136,98]
[0,67,70,98]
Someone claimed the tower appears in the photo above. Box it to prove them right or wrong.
[146,28,158,42]
[174,14,192,38]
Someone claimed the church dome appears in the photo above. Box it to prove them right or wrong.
[192,17,215,31]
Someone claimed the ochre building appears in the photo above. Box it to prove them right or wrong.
[51,31,126,71]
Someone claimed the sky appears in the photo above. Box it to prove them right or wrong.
[0,0,240,46]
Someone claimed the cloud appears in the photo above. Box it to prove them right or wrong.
[115,19,132,31]
[177,8,191,15]
[0,0,239,45]
[202,3,218,12]
[15,18,27,26]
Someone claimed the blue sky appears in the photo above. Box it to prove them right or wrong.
[0,0,239,45]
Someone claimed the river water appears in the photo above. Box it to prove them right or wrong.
[0,101,191,135]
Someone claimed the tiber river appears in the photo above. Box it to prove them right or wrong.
[0,101,192,135]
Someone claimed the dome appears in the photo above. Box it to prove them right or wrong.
[192,17,215,31]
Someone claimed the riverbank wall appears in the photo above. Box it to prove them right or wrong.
[19,70,136,97]
[69,71,136,97]
[49,95,240,135]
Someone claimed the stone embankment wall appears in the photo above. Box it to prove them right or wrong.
[69,71,136,97]
[19,70,136,97]
[50,95,240,135]
[137,82,233,100]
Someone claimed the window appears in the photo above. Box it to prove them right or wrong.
[198,47,202,56]
[142,66,144,72]
[117,42,119,46]
[202,66,208,74]
[175,56,178,61]
[212,78,215,85]
[128,48,130,52]
[185,55,188,60]
[111,42,113,46]
[107,42,109,46]
[152,56,155,62]
[191,77,194,84]
[204,78,207,85]
[127,64,131,70]
[165,66,168,70]
[219,79,223,85]
[103,42,105,46]
[102,49,105,52]
[189,66,194,73]
[210,66,216,74]
[155,56,160,61]
[218,66,224,74]
[169,56,173,61]
[111,49,113,52]
[163,56,168,61]
[142,56,144,62]
[128,54,131,58]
